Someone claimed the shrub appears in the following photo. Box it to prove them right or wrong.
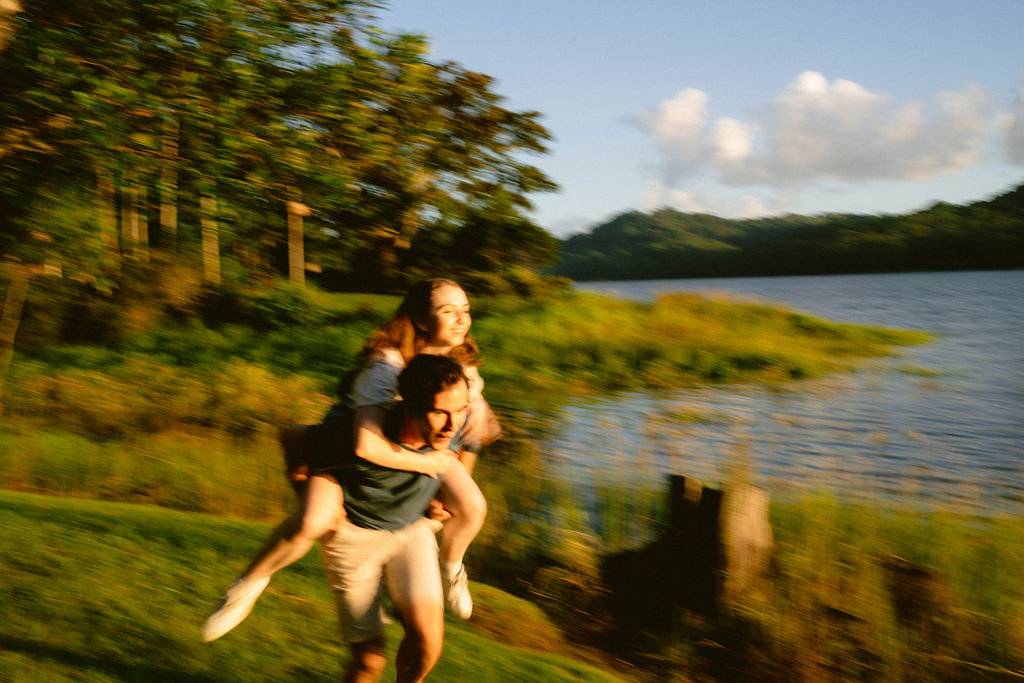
[246,282,326,331]
[7,358,331,438]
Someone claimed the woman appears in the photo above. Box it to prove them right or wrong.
[203,279,497,642]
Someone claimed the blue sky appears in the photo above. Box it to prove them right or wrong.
[381,1,1024,237]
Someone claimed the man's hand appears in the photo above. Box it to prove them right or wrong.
[426,499,452,522]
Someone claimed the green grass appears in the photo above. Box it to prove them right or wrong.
[470,291,931,406]
[0,423,299,521]
[0,285,959,681]
[0,489,624,682]
[0,287,933,520]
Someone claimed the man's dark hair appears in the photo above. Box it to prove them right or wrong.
[398,355,467,417]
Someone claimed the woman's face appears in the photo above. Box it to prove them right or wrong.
[421,284,471,349]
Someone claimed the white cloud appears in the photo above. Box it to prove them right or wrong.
[637,71,995,189]
[1005,90,1024,164]
[640,181,776,219]
[634,88,712,181]
[712,117,754,164]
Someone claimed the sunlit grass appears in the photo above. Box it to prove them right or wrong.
[471,291,930,406]
[0,422,296,521]
[748,496,1024,681]
[0,490,625,682]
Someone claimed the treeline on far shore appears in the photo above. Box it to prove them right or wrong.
[555,182,1024,281]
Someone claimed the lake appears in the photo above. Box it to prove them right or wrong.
[545,270,1024,516]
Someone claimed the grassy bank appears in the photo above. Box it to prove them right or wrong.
[6,288,931,423]
[0,288,930,520]
[691,497,1024,681]
[7,285,990,681]
[0,490,624,682]
[2,486,1021,682]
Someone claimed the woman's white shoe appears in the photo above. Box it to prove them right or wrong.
[202,576,271,642]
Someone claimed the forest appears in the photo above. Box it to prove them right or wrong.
[555,183,1024,281]
[0,0,559,298]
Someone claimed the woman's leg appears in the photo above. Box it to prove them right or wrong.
[243,474,344,579]
[203,474,344,641]
[434,461,486,620]
[435,462,486,566]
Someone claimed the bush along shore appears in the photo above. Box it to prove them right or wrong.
[2,278,1021,680]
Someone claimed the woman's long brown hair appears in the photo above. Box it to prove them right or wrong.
[357,278,480,367]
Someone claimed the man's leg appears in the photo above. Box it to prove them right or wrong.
[394,602,443,683]
[385,520,445,683]
[345,638,387,683]
[321,521,397,682]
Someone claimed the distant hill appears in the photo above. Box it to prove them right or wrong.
[554,183,1024,280]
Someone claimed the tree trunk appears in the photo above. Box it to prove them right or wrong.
[200,193,221,285]
[0,0,20,52]
[95,166,119,269]
[159,117,179,247]
[0,264,29,410]
[286,194,310,287]
[718,482,773,604]
[666,475,773,611]
[134,183,149,261]
[121,167,137,255]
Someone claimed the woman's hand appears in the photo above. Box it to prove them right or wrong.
[414,449,460,477]
[463,396,502,450]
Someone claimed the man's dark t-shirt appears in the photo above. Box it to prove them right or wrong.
[305,403,463,532]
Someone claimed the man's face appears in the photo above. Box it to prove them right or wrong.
[413,379,469,450]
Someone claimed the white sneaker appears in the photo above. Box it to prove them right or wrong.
[202,576,270,642]
[441,563,472,620]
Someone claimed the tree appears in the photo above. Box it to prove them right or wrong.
[1,1,558,295]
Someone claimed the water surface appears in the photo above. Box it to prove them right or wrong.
[546,270,1023,515]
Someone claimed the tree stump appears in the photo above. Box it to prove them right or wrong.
[719,481,774,603]
[602,475,774,636]
[667,475,773,610]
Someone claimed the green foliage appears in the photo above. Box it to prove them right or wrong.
[735,498,1024,682]
[184,281,328,331]
[4,284,928,456]
[0,1,557,290]
[14,275,131,350]
[556,183,1024,280]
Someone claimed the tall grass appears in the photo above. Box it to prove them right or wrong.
[0,423,297,520]
[472,291,929,406]
[740,497,1024,682]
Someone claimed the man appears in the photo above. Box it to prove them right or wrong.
[321,354,471,683]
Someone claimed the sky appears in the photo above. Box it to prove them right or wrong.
[380,0,1024,238]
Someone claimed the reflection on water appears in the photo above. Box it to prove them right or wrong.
[546,270,1024,515]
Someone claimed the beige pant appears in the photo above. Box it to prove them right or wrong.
[320,517,443,643]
